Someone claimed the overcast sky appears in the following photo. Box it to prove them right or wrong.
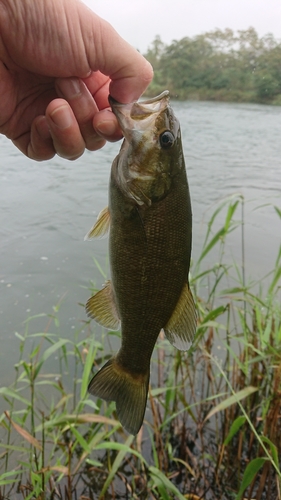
[83,0,281,53]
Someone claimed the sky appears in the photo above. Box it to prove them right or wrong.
[83,0,281,53]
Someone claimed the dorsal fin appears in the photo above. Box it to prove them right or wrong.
[84,207,110,240]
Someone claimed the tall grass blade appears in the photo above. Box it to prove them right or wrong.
[5,412,42,451]
[197,227,226,266]
[236,457,267,500]
[70,425,91,454]
[100,435,134,496]
[204,386,258,422]
[39,413,120,431]
[80,339,96,400]
[0,470,23,486]
[260,436,279,469]
[93,441,146,464]
[0,387,30,406]
[268,266,281,295]
[34,338,70,378]
[224,416,246,445]
[274,206,281,219]
[224,200,239,231]
[93,257,107,279]
[149,466,186,500]
[200,305,226,324]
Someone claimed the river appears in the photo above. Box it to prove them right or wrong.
[0,100,281,390]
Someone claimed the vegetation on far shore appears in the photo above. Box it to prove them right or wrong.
[0,196,281,499]
[144,28,281,105]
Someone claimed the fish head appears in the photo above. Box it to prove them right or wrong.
[109,91,184,206]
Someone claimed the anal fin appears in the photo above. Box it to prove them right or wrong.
[164,282,197,351]
[86,281,121,331]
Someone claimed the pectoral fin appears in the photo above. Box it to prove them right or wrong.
[164,283,197,351]
[86,281,121,330]
[84,207,110,240]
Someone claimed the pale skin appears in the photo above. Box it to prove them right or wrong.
[0,0,153,160]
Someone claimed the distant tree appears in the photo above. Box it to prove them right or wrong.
[143,28,281,104]
[145,35,165,67]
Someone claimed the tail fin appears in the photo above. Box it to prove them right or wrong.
[88,358,149,435]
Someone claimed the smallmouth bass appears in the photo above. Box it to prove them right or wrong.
[85,91,197,435]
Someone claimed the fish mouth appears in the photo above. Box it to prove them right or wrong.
[137,90,170,105]
[108,91,170,140]
[108,90,169,108]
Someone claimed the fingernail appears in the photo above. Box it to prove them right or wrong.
[96,121,117,136]
[50,105,73,130]
[57,78,82,99]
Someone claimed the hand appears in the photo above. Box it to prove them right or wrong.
[0,0,153,160]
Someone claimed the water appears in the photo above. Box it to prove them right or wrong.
[1,100,281,388]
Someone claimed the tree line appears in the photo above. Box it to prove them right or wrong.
[143,28,281,104]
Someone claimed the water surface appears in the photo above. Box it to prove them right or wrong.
[0,100,280,387]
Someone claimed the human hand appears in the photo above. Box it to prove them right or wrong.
[0,0,153,160]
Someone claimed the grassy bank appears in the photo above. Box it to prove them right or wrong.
[0,195,280,499]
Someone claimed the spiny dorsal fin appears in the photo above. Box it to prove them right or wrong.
[85,281,121,331]
[84,207,110,240]
[164,282,197,351]
[88,357,149,435]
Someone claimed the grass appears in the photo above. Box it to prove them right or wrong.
[0,195,280,499]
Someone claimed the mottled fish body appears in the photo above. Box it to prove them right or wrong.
[85,91,196,434]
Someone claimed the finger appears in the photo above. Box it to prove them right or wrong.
[28,116,56,161]
[81,72,122,141]
[109,58,153,104]
[93,109,123,142]
[45,98,104,160]
[55,77,106,151]
[82,71,112,110]
[46,99,85,159]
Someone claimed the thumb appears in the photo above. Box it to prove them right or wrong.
[80,8,153,103]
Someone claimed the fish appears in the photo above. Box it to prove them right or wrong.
[85,90,197,435]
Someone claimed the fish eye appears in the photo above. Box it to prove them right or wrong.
[159,130,175,149]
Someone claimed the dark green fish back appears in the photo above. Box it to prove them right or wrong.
[109,152,193,373]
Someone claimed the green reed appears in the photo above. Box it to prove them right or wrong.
[0,195,280,499]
